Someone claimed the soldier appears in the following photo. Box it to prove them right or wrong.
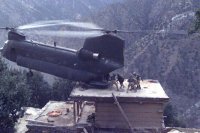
[110,74,119,91]
[117,74,125,89]
[132,72,142,90]
[54,41,57,47]
[127,74,137,92]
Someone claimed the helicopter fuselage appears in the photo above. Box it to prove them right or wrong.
[1,31,124,88]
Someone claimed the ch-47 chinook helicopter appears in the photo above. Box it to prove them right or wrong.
[0,21,127,88]
[0,20,187,88]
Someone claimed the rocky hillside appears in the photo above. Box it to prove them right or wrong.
[0,0,122,25]
[89,0,200,127]
[0,0,199,128]
[0,0,122,47]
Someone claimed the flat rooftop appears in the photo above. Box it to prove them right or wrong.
[26,101,95,132]
[70,79,169,103]
[27,101,75,127]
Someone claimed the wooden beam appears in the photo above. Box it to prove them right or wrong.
[73,101,76,125]
[70,95,169,103]
[83,128,89,133]
[77,101,79,116]
[26,119,54,126]
[112,93,134,133]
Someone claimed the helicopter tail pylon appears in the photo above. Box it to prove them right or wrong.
[83,34,124,66]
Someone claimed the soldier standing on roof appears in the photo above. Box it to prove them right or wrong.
[127,74,137,92]
[117,74,125,89]
[132,72,142,90]
[110,74,119,91]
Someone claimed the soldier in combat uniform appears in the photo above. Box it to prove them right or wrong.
[117,74,125,89]
[127,74,137,92]
[110,74,119,91]
[132,72,142,90]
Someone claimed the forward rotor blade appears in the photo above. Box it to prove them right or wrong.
[24,30,104,38]
[17,20,102,30]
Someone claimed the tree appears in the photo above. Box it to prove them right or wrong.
[0,57,7,72]
[164,103,186,127]
[0,57,75,132]
[0,59,53,132]
[52,78,74,101]
[0,58,31,132]
[194,10,200,32]
[189,9,200,34]
[25,71,51,108]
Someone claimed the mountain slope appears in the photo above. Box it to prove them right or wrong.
[89,0,200,127]
[0,0,122,26]
[0,0,199,128]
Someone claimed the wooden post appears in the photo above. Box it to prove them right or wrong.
[77,101,79,116]
[79,101,82,116]
[73,101,76,125]
[112,93,134,133]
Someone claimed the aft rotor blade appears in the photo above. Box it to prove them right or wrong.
[154,30,187,35]
[88,29,188,35]
[68,29,188,35]
[113,29,188,35]
[17,20,102,30]
[24,30,104,38]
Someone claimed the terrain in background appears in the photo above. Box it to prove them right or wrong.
[0,0,199,128]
